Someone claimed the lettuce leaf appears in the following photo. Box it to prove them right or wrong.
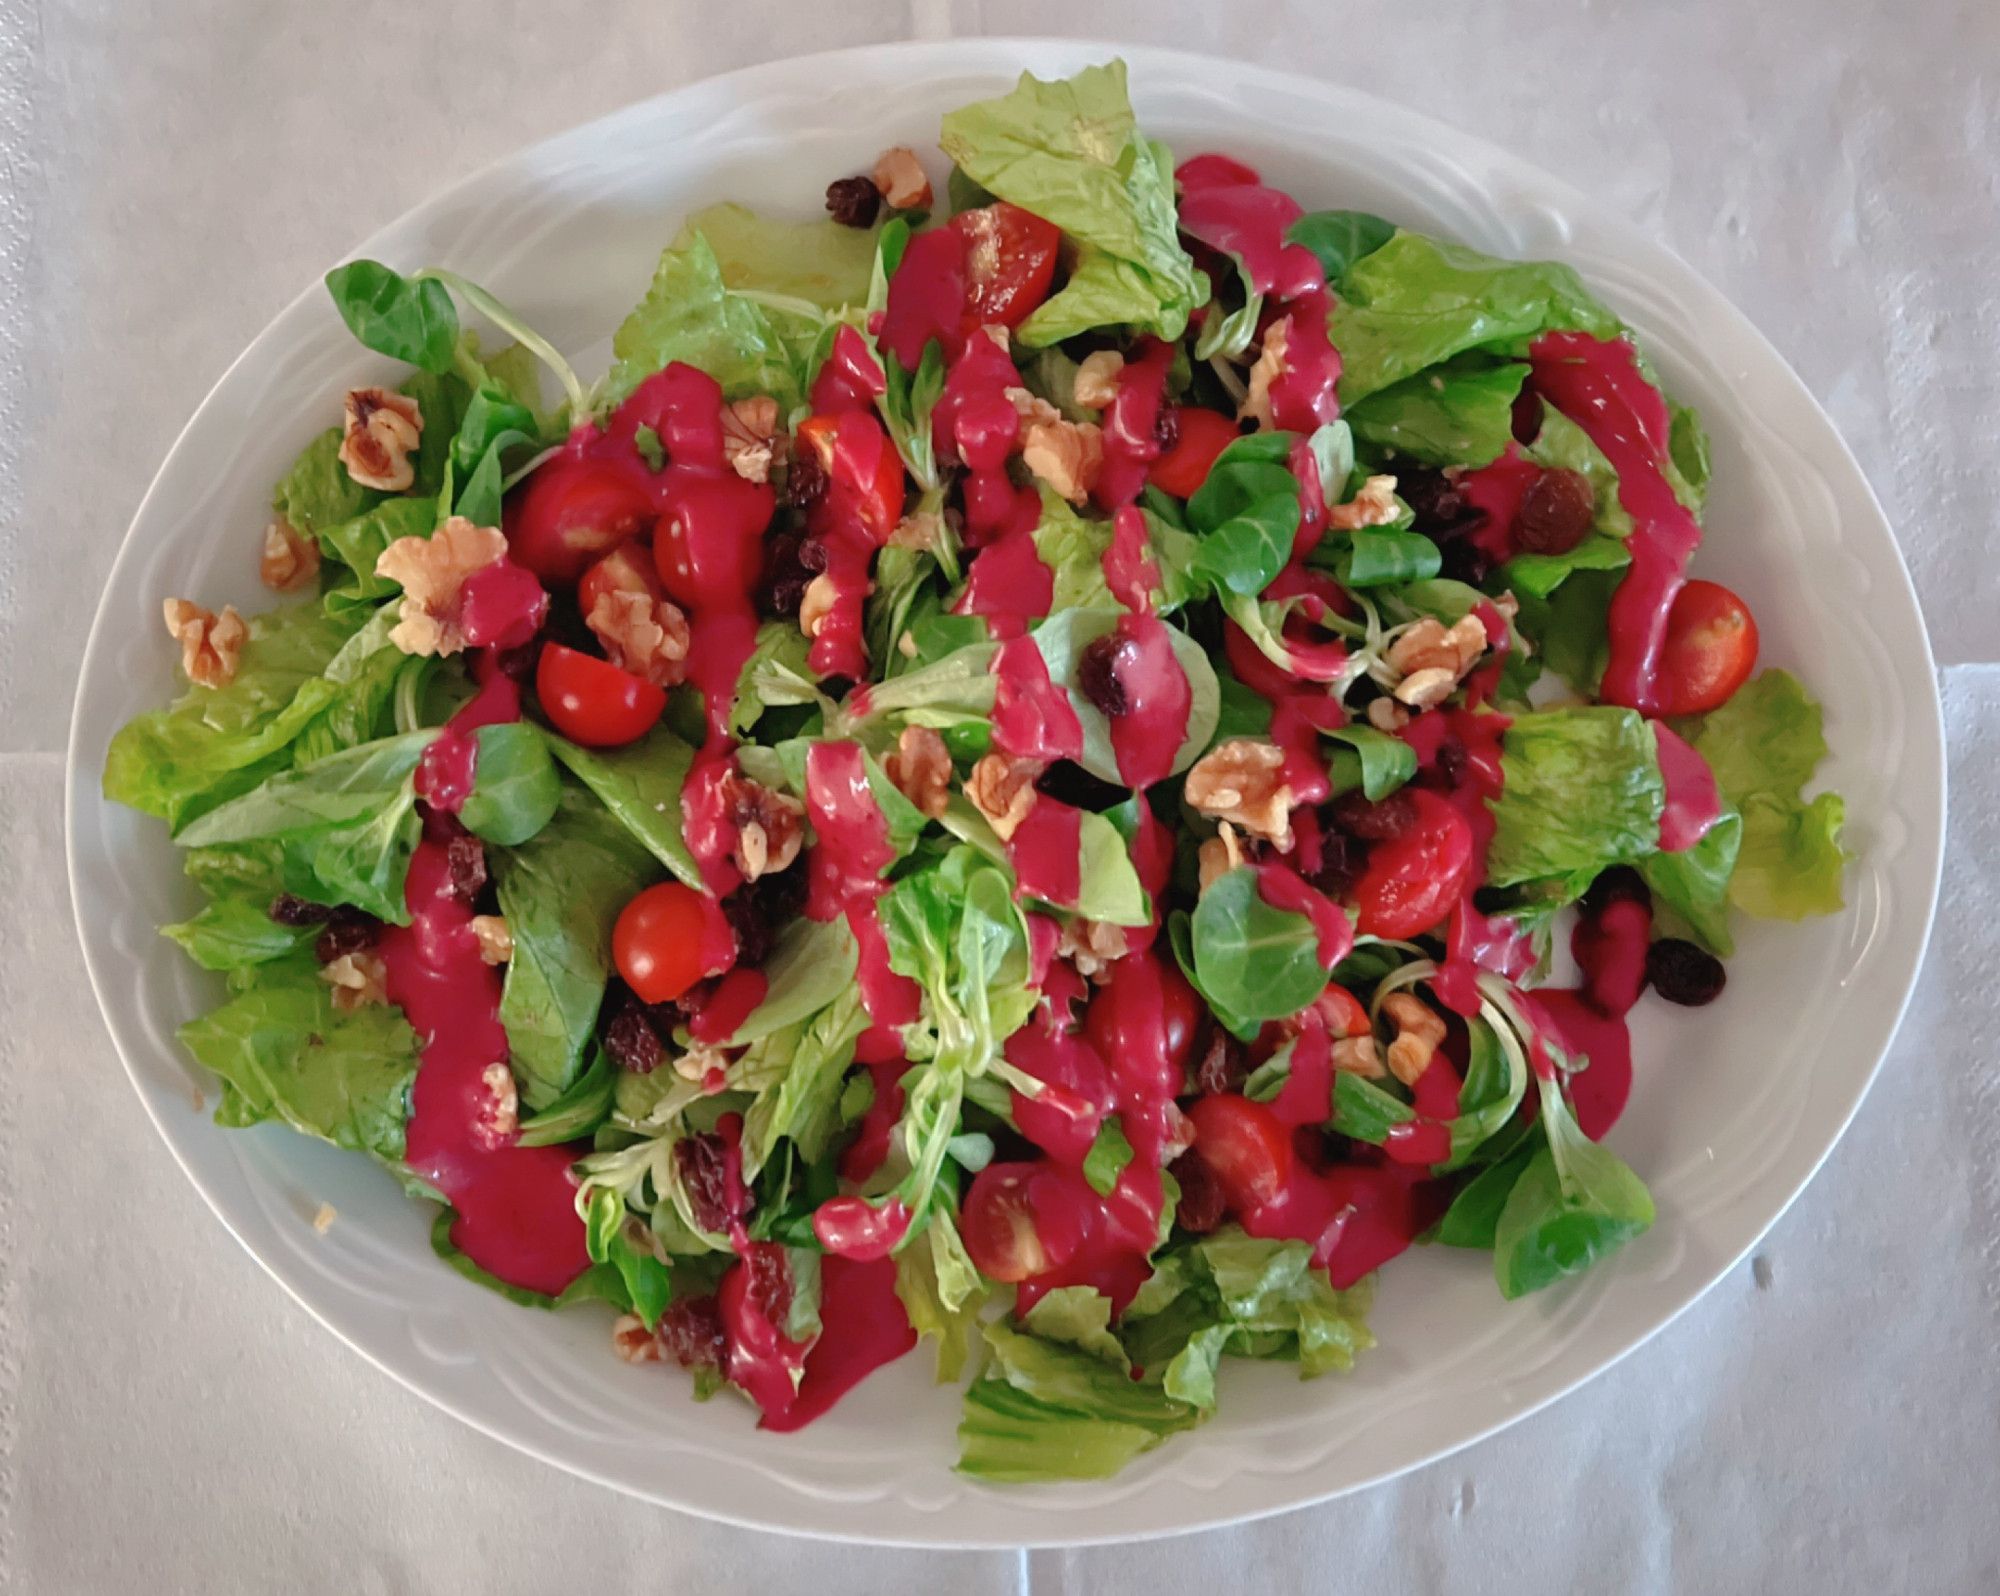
[1344,357,1527,468]
[1486,707,1665,887]
[676,201,877,312]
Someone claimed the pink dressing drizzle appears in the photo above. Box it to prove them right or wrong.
[1654,722,1724,851]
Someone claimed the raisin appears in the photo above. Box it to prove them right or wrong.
[268,893,334,927]
[1582,866,1651,915]
[782,445,827,509]
[1328,789,1417,842]
[758,531,813,617]
[1515,467,1596,556]
[1438,539,1494,586]
[1077,633,1135,717]
[1397,467,1478,537]
[677,1133,743,1235]
[1153,403,1181,452]
[1169,1153,1225,1234]
[656,1296,727,1370]
[1432,736,1469,790]
[798,536,831,574]
[491,637,543,681]
[313,909,380,964]
[446,832,488,902]
[1307,828,1368,899]
[1646,938,1726,1006]
[1194,1028,1248,1096]
[604,1005,664,1074]
[824,175,881,229]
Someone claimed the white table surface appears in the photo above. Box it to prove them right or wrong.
[5,2,1998,1590]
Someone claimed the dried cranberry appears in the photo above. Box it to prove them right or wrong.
[1307,828,1368,899]
[1432,737,1469,789]
[1328,789,1417,842]
[677,1133,744,1235]
[446,832,488,901]
[1194,1029,1248,1096]
[1646,938,1726,1006]
[1397,467,1477,537]
[824,175,881,229]
[1077,633,1135,717]
[1153,403,1181,452]
[604,1005,664,1074]
[798,536,831,574]
[268,893,334,927]
[1581,866,1651,915]
[782,445,828,509]
[1514,468,1596,556]
[656,1296,727,1370]
[758,532,813,617]
[1169,1153,1225,1234]
[313,909,380,964]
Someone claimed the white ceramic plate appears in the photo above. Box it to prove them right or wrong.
[66,39,1944,1546]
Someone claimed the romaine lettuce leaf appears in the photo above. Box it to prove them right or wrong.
[675,201,878,312]
[1486,707,1665,887]
[1344,357,1527,468]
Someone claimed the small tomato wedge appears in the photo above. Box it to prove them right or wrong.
[1655,579,1759,715]
[505,458,656,585]
[1186,1094,1293,1211]
[960,1162,1092,1283]
[951,202,1061,334]
[535,642,665,748]
[797,412,905,542]
[1351,790,1474,940]
[612,881,709,1004]
[1148,407,1240,499]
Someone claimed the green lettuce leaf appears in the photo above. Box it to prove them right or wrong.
[1492,1074,1654,1299]
[1639,809,1742,954]
[676,201,878,311]
[1344,357,1527,468]
[1486,707,1665,887]
[545,726,701,887]
[1188,866,1334,1036]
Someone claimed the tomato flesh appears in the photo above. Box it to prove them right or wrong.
[506,458,656,585]
[535,642,666,748]
[952,202,1061,334]
[960,1162,1091,1283]
[1351,790,1474,940]
[1186,1095,1293,1211]
[797,412,905,542]
[1148,408,1240,499]
[1312,983,1371,1039]
[612,881,709,1005]
[1656,579,1759,715]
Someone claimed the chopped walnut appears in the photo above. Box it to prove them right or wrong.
[884,725,951,819]
[1185,739,1294,850]
[472,1061,520,1151]
[586,588,691,688]
[1058,917,1130,983]
[1388,612,1489,709]
[721,396,784,484]
[871,145,932,210]
[1006,385,1064,432]
[798,573,842,640]
[162,598,247,688]
[965,753,1040,843]
[1196,819,1249,892]
[1239,316,1291,429]
[672,1042,730,1084]
[1383,991,1448,1088]
[320,949,388,1012]
[888,509,942,552]
[469,915,512,965]
[1327,474,1403,532]
[260,519,320,592]
[374,515,509,657]
[612,1312,662,1364]
[337,386,423,491]
[311,1203,338,1235]
[1074,350,1125,410]
[1366,697,1411,732]
[1021,417,1104,504]
[1331,1035,1386,1079]
[1392,666,1459,710]
[1491,591,1520,623]
[720,773,806,882]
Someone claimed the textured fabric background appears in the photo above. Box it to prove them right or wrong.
[3,3,1995,1590]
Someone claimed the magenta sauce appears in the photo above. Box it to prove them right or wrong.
[991,635,1084,762]
[1105,614,1192,789]
[1102,504,1160,612]
[1653,722,1723,851]
[805,410,902,681]
[839,1058,908,1183]
[1255,858,1354,970]
[952,486,1053,637]
[1093,342,1172,509]
[756,1255,917,1433]
[1007,798,1085,908]
[1402,707,1515,1017]
[685,968,768,1047]
[415,653,522,813]
[809,323,888,415]
[1529,332,1704,715]
[1007,1023,1115,1166]
[811,1196,913,1262]
[457,559,549,652]
[879,225,969,369]
[1287,435,1330,559]
[1453,446,1538,564]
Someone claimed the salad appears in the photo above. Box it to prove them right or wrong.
[103,61,1850,1482]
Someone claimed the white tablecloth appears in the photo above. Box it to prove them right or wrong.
[5,3,1997,1590]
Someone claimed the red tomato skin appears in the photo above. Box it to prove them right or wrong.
[613,882,708,1004]
[1312,984,1371,1039]
[951,203,1061,333]
[1655,580,1759,715]
[535,643,666,748]
[506,459,657,585]
[1351,791,1475,940]
[1148,408,1240,499]
[797,413,905,542]
[1186,1095,1294,1210]
[578,541,663,620]
[651,473,773,612]
[960,1162,1091,1283]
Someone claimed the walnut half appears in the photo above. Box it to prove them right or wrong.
[719,773,805,882]
[338,386,423,491]
[883,725,951,820]
[374,515,509,657]
[965,754,1040,842]
[1185,739,1295,851]
[162,598,247,688]
[1388,612,1490,710]
[260,519,320,592]
[1382,991,1448,1087]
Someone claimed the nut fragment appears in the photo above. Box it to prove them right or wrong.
[721,396,784,484]
[374,515,510,657]
[1392,666,1458,710]
[798,573,841,640]
[1331,1035,1386,1078]
[469,915,513,966]
[312,1203,338,1235]
[586,588,691,688]
[337,386,423,491]
[162,598,248,688]
[964,754,1040,843]
[672,1041,729,1085]
[1020,417,1104,504]
[888,509,942,552]
[720,774,806,882]
[1382,991,1448,1088]
[1196,820,1249,892]
[1005,385,1065,432]
[883,725,951,819]
[1058,917,1130,982]
[260,518,321,592]
[320,949,388,1012]
[1326,474,1403,532]
[1366,697,1411,732]
[472,1061,520,1150]
[1239,317,1291,429]
[612,1313,662,1364]
[1388,612,1489,709]
[1185,739,1294,850]
[1073,350,1126,410]
[871,145,933,210]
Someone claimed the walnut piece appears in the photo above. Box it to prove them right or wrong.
[586,588,691,688]
[260,518,321,592]
[162,598,247,688]
[1006,385,1064,432]
[612,1312,661,1364]
[1366,697,1411,732]
[1196,819,1249,893]
[720,773,806,882]
[1185,739,1294,850]
[338,386,423,491]
[320,949,388,1012]
[884,725,951,819]
[1327,474,1403,532]
[311,1203,338,1235]
[721,396,784,484]
[1239,317,1291,429]
[672,1041,729,1085]
[472,1061,520,1151]
[374,515,509,657]
[871,145,933,210]
[1388,612,1489,709]
[798,573,841,640]
[1331,1036,1386,1078]
[1383,991,1448,1087]
[1074,350,1125,410]
[1021,417,1104,504]
[1058,917,1130,983]
[965,753,1040,842]
[470,915,513,966]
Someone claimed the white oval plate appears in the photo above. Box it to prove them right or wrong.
[66,40,1944,1546]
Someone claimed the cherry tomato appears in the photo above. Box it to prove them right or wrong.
[535,642,665,748]
[651,473,774,611]
[1312,984,1371,1039]
[612,881,709,1004]
[506,458,657,585]
[796,412,905,543]
[950,202,1062,334]
[1351,790,1474,940]
[1186,1095,1293,1211]
[1083,952,1203,1093]
[578,541,663,621]
[1655,579,1759,715]
[1148,408,1240,499]
[960,1162,1092,1283]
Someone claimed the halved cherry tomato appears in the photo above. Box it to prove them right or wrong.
[1186,1095,1293,1211]
[578,541,663,622]
[1312,983,1371,1039]
[535,642,665,748]
[951,202,1061,334]
[796,412,905,543]
[652,473,774,612]
[1148,407,1240,499]
[1655,579,1759,716]
[1083,951,1203,1093]
[1351,789,1474,940]
[612,881,709,1004]
[505,458,656,585]
[960,1162,1092,1283]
